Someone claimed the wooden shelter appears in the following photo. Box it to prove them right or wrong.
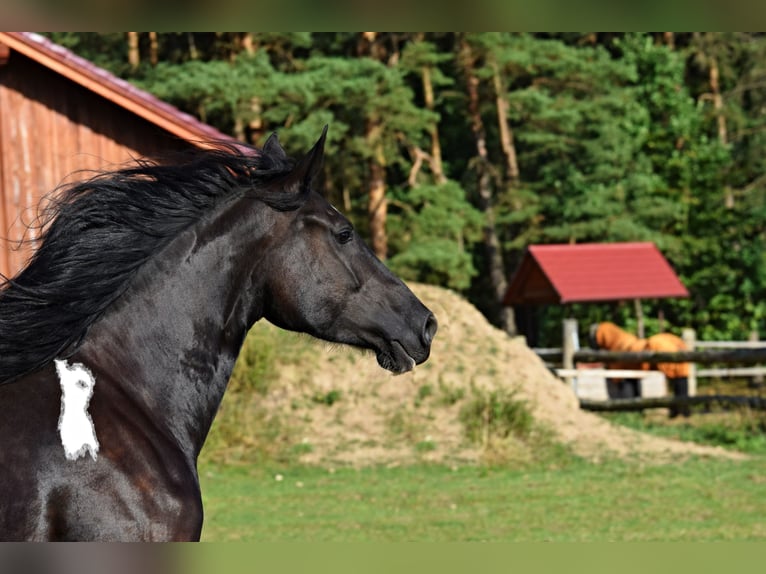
[0,32,237,279]
[504,242,688,306]
[504,242,688,344]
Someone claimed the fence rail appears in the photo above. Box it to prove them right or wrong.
[572,347,766,365]
[696,366,766,378]
[555,368,665,379]
[694,340,766,349]
[534,338,766,370]
[534,325,766,406]
[580,395,766,412]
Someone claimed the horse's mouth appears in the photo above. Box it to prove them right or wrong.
[375,341,416,375]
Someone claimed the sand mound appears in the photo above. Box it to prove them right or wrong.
[253,284,745,466]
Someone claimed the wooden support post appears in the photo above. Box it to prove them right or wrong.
[634,299,644,339]
[682,327,697,397]
[562,318,579,392]
[750,330,763,386]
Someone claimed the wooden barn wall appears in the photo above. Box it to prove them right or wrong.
[0,50,193,279]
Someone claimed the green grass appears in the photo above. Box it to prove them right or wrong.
[199,456,766,541]
[197,324,766,541]
[602,410,766,455]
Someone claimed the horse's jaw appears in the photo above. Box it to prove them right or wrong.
[375,341,417,375]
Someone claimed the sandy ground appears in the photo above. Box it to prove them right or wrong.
[255,283,745,467]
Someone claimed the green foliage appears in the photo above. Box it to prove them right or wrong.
[414,439,437,453]
[385,410,421,443]
[48,33,131,75]
[55,32,766,342]
[414,384,433,407]
[459,388,535,444]
[388,181,483,289]
[436,379,466,406]
[312,389,342,406]
[486,34,662,247]
[133,52,277,136]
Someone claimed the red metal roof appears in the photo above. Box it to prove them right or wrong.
[503,242,688,305]
[0,32,239,149]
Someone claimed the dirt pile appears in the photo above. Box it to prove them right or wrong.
[234,284,745,467]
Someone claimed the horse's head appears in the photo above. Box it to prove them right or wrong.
[260,128,437,374]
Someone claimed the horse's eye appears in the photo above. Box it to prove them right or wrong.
[336,229,354,244]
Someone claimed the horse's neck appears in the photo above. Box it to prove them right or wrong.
[79,200,272,458]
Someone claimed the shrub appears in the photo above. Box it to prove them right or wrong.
[312,389,342,406]
[459,388,534,445]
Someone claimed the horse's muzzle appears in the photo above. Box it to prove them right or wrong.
[375,312,436,375]
[422,313,438,349]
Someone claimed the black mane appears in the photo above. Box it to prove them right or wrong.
[0,140,301,384]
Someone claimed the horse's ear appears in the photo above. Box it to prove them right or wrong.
[292,125,328,187]
[262,132,288,161]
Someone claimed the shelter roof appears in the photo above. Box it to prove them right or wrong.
[0,32,236,147]
[503,242,689,305]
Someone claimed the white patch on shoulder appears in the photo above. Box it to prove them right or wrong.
[55,359,99,461]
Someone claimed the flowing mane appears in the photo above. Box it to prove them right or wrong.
[0,140,303,385]
[0,125,436,541]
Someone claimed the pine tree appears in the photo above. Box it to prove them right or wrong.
[44,32,766,342]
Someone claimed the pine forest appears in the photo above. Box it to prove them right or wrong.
[47,32,766,345]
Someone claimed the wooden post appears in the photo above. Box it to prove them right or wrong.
[634,299,645,338]
[562,318,579,392]
[750,330,763,386]
[682,327,697,397]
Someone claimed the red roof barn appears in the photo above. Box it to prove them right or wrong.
[0,32,238,280]
[503,242,688,305]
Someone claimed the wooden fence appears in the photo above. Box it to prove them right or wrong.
[579,395,766,412]
[534,320,766,410]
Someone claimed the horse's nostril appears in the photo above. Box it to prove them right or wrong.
[423,313,438,346]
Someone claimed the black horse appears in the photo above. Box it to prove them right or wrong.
[0,127,436,541]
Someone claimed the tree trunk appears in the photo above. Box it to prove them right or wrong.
[459,37,516,336]
[127,32,139,70]
[187,33,199,60]
[240,32,255,54]
[148,32,158,67]
[422,64,446,184]
[709,57,728,146]
[233,117,246,142]
[709,55,734,208]
[491,59,520,184]
[367,121,388,259]
[359,33,389,259]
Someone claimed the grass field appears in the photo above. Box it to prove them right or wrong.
[199,455,766,541]
[195,294,766,543]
